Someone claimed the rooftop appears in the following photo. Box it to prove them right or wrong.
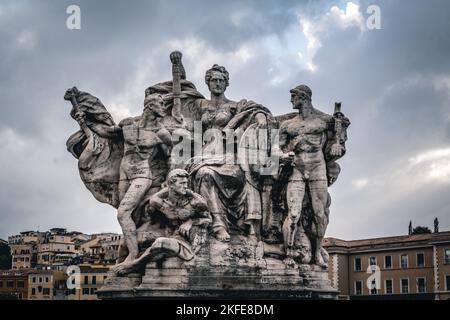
[0,270,33,277]
[324,231,450,250]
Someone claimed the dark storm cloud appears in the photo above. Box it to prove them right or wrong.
[0,0,449,240]
[301,0,450,238]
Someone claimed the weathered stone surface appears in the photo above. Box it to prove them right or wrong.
[67,51,349,299]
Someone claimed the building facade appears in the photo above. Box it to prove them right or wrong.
[3,228,118,300]
[28,270,68,300]
[0,270,29,299]
[67,265,109,300]
[36,228,77,267]
[324,231,450,300]
[79,233,121,264]
[8,231,39,270]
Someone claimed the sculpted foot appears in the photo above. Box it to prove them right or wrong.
[315,252,327,268]
[283,257,296,268]
[111,260,136,276]
[215,228,230,242]
[124,251,138,263]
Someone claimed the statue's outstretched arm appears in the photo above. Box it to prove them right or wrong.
[65,86,123,139]
[93,124,123,139]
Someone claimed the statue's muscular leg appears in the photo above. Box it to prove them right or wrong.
[116,169,131,263]
[117,177,152,262]
[283,179,305,267]
[309,180,328,267]
[118,174,130,203]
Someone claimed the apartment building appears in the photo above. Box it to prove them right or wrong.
[8,231,39,270]
[67,265,109,300]
[79,233,121,264]
[27,270,68,300]
[0,270,29,299]
[36,228,77,267]
[324,231,450,300]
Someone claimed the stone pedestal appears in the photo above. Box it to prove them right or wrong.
[98,237,338,300]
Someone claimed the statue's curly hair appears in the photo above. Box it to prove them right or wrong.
[144,93,163,107]
[167,169,189,185]
[290,84,312,100]
[205,64,229,87]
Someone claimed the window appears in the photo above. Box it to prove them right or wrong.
[90,288,97,295]
[417,253,425,267]
[0,281,3,288]
[368,256,378,273]
[84,276,89,285]
[39,277,43,283]
[7,281,14,288]
[417,278,426,293]
[31,288,36,295]
[400,254,408,268]
[446,275,450,291]
[384,255,392,269]
[17,280,25,288]
[355,281,363,295]
[445,249,450,264]
[45,277,49,283]
[401,278,409,294]
[385,279,393,294]
[369,279,378,295]
[92,276,97,285]
[82,288,90,295]
[32,276,36,283]
[43,288,50,296]
[354,257,362,271]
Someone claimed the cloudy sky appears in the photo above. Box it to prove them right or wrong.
[1,0,450,241]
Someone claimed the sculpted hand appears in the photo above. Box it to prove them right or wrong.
[170,51,182,65]
[179,221,193,238]
[255,113,267,130]
[64,87,79,101]
[75,111,85,125]
[328,176,336,185]
[330,143,344,157]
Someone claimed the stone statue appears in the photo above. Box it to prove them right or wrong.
[434,217,439,233]
[110,169,211,276]
[186,63,274,242]
[278,85,349,267]
[115,93,172,265]
[68,91,173,267]
[65,51,349,299]
[146,169,211,254]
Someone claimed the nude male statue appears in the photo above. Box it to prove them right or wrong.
[279,85,345,267]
